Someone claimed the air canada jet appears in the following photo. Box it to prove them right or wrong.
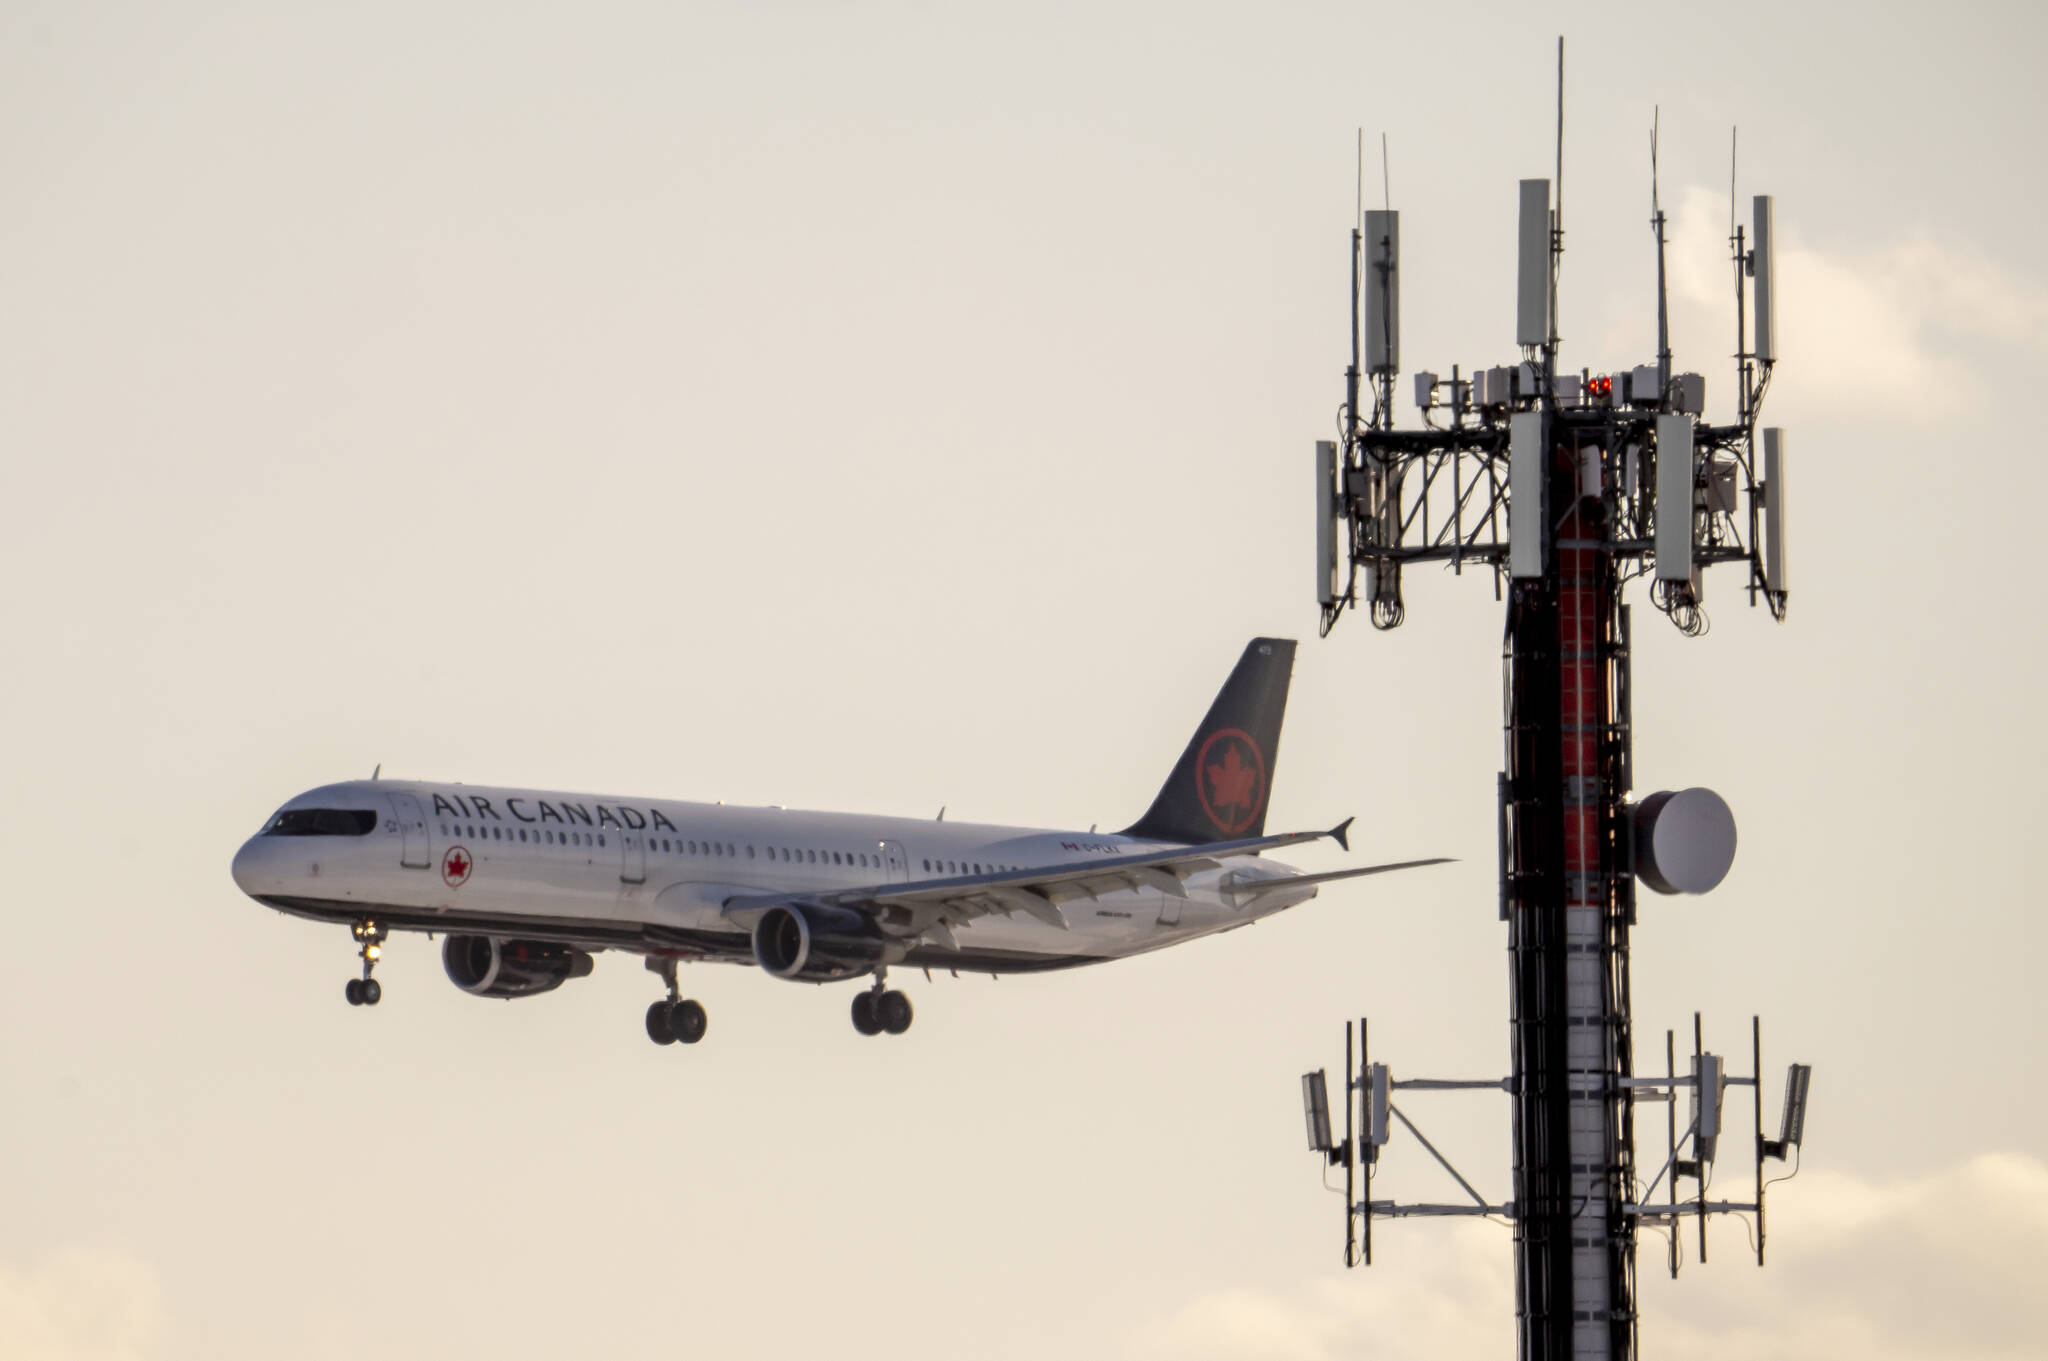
[232,638,1446,1044]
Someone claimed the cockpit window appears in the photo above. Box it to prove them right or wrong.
[264,808,379,837]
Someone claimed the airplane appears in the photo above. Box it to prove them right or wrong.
[231,638,1448,1043]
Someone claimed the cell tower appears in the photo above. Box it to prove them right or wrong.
[1295,52,1813,1361]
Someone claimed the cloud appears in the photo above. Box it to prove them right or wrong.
[1660,186,2048,418]
[1647,1151,2048,1361]
[0,1249,162,1361]
[1126,1219,1514,1361]
[1124,1152,2048,1361]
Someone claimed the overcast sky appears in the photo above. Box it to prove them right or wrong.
[1,3,2042,1359]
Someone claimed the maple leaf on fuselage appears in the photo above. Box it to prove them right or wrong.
[1207,744,1258,814]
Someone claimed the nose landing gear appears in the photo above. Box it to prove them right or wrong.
[345,921,385,1007]
[851,972,913,1037]
[644,957,709,1047]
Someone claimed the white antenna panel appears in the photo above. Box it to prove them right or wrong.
[1655,413,1695,582]
[1763,427,1788,596]
[1516,179,1551,348]
[1509,410,1546,578]
[1692,1051,1725,1164]
[1365,210,1400,375]
[1316,440,1342,605]
[1752,195,1776,364]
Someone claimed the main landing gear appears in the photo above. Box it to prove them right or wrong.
[345,920,385,1007]
[645,957,708,1046]
[850,972,913,1037]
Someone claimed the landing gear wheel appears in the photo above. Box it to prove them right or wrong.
[878,990,913,1035]
[349,919,387,1009]
[646,1000,677,1045]
[668,999,708,1045]
[850,990,881,1036]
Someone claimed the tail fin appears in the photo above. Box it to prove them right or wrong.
[1121,638,1296,844]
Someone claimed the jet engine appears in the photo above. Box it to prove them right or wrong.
[442,934,595,999]
[750,904,888,982]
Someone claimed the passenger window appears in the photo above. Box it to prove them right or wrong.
[807,850,817,864]
[747,846,755,858]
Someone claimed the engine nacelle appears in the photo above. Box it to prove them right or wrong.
[750,904,886,982]
[442,935,595,999]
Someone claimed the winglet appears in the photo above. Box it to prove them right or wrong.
[1328,817,1355,852]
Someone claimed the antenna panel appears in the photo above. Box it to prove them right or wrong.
[1752,195,1776,364]
[1779,1062,1812,1148]
[1692,1052,1724,1164]
[1365,210,1400,375]
[1516,180,1551,348]
[1655,413,1695,582]
[1366,1063,1392,1146]
[1316,440,1342,605]
[1509,410,1546,578]
[1763,427,1788,595]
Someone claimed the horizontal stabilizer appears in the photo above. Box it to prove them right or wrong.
[1230,857,1454,902]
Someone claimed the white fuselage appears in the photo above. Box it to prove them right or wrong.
[231,779,1318,977]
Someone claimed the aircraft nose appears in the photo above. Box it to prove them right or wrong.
[231,836,267,896]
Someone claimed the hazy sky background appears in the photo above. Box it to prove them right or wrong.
[2,3,2042,1358]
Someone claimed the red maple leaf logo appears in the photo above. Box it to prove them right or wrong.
[442,847,472,887]
[1195,729,1266,836]
[1208,745,1257,816]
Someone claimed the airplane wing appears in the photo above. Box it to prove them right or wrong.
[721,819,1359,949]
